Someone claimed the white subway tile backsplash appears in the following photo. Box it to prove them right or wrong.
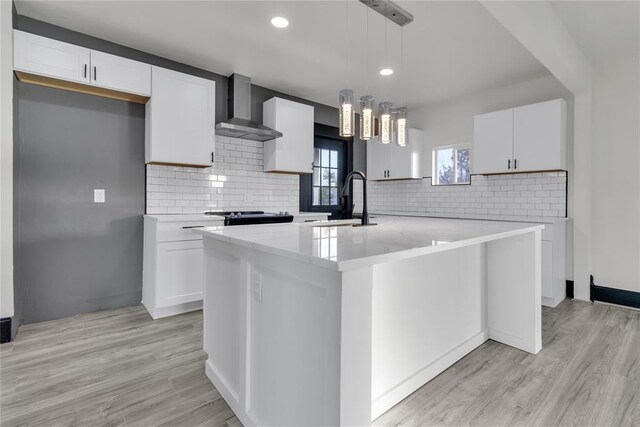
[353,173,566,221]
[145,136,299,214]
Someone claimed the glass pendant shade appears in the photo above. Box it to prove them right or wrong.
[395,107,408,147]
[339,89,355,137]
[378,102,395,144]
[359,95,376,140]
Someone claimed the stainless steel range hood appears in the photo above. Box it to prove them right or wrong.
[215,74,283,141]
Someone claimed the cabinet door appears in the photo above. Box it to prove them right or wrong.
[541,241,553,300]
[13,30,90,84]
[264,98,314,173]
[390,128,424,179]
[513,99,566,172]
[90,50,151,96]
[156,240,204,308]
[146,66,216,167]
[367,137,391,180]
[473,108,514,174]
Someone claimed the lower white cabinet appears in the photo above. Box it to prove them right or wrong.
[143,216,223,319]
[541,221,566,308]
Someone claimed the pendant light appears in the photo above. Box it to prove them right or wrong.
[359,9,375,140]
[378,101,395,144]
[339,89,355,137]
[339,1,355,137]
[360,95,375,140]
[395,28,409,147]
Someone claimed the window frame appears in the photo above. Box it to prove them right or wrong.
[432,144,472,186]
[311,147,340,208]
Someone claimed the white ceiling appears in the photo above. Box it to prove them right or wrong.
[550,0,640,64]
[15,0,552,109]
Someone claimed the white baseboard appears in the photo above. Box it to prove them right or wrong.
[143,300,202,319]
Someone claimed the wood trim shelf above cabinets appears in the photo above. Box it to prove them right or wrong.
[13,30,151,103]
[14,71,149,104]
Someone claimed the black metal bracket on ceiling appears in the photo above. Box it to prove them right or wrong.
[358,0,414,27]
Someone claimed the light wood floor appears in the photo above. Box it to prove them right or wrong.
[1,300,639,426]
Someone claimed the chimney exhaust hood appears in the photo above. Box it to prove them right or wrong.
[215,74,283,141]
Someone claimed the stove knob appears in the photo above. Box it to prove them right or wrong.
[278,211,284,216]
[284,211,290,216]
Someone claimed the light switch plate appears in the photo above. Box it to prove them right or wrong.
[251,270,262,302]
[94,189,105,203]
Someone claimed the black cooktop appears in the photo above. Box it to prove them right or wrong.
[205,210,294,226]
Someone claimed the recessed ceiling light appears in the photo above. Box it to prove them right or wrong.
[379,68,394,76]
[271,17,289,28]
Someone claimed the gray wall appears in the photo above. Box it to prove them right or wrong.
[14,82,145,324]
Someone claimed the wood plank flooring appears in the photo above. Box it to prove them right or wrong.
[1,300,639,426]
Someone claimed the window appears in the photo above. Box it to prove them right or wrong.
[433,145,471,185]
[312,147,339,206]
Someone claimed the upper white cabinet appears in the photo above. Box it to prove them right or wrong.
[89,50,150,96]
[513,99,567,172]
[145,66,216,167]
[472,109,514,174]
[263,97,314,174]
[14,30,90,84]
[13,30,150,102]
[473,99,567,174]
[367,128,424,181]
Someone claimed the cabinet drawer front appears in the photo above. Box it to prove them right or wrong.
[156,240,204,307]
[156,221,221,242]
[14,30,90,84]
[90,50,151,96]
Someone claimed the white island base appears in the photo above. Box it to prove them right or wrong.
[197,217,543,426]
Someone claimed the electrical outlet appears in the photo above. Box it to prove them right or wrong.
[244,193,253,203]
[94,189,105,203]
[251,270,262,302]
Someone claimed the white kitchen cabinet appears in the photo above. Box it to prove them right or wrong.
[513,99,566,172]
[13,30,90,84]
[367,128,424,180]
[367,137,392,180]
[473,108,514,174]
[263,97,314,174]
[89,50,150,96]
[145,66,216,167]
[143,215,223,319]
[13,30,151,102]
[473,99,567,174]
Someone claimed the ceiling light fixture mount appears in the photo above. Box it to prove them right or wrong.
[270,17,289,28]
[358,0,414,27]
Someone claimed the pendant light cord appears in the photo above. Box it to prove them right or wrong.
[384,18,388,99]
[365,7,369,92]
[400,26,404,107]
[346,0,350,88]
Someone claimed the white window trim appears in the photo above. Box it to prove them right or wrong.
[432,144,471,185]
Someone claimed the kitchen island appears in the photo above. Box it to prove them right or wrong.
[194,216,543,426]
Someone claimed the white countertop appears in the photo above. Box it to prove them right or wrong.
[193,215,544,271]
[144,212,330,223]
